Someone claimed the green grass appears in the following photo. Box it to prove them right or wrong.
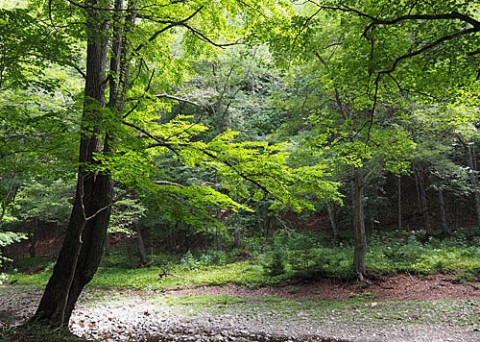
[5,229,480,289]
[6,261,289,290]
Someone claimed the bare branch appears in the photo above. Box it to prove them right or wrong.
[152,93,198,106]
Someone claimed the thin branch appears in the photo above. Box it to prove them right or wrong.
[122,120,166,145]
[323,5,480,28]
[155,180,185,187]
[72,64,86,79]
[289,7,322,62]
[126,92,198,104]
[124,121,286,203]
[153,93,198,106]
[134,6,204,52]
[376,27,477,78]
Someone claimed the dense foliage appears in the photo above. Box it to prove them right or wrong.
[2,0,480,329]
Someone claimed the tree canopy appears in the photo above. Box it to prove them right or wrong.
[2,0,480,329]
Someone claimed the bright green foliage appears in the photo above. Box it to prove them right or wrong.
[12,180,74,225]
[0,7,75,91]
[96,112,339,229]
[0,231,25,249]
[109,196,146,235]
[0,231,26,270]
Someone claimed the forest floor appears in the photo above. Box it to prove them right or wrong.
[1,274,480,341]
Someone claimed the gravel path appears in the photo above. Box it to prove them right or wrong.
[1,284,480,342]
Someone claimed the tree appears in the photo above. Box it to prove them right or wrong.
[12,179,74,257]
[23,0,340,328]
[268,5,415,278]
[314,0,480,233]
[0,5,78,272]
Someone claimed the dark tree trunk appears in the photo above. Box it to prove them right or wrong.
[31,0,139,326]
[234,229,241,248]
[353,167,367,278]
[215,227,222,250]
[32,1,112,327]
[414,167,432,236]
[466,145,480,229]
[454,200,459,230]
[135,222,148,266]
[397,175,402,231]
[28,219,38,258]
[438,189,450,235]
[28,233,36,258]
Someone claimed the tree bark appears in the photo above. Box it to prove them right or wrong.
[135,222,148,266]
[397,175,402,231]
[327,202,339,242]
[466,145,480,229]
[234,229,241,248]
[353,167,367,278]
[438,189,450,235]
[28,219,38,258]
[32,0,112,327]
[414,167,432,236]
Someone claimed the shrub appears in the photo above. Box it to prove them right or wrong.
[263,244,286,276]
[198,249,228,266]
[179,250,198,270]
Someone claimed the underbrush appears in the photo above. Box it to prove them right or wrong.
[4,228,480,289]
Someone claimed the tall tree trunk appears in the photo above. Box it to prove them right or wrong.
[466,145,480,229]
[32,1,112,327]
[397,175,402,231]
[438,189,450,235]
[353,167,367,278]
[234,229,241,248]
[28,219,38,258]
[414,168,432,236]
[454,200,459,230]
[135,222,148,266]
[327,202,339,242]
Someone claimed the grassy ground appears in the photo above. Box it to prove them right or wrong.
[5,229,480,290]
[2,229,480,341]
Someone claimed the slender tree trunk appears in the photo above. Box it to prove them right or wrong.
[135,222,148,266]
[215,227,222,250]
[454,200,459,230]
[28,219,38,258]
[414,168,432,236]
[353,167,367,278]
[327,202,339,241]
[0,172,18,225]
[438,189,450,235]
[32,1,112,327]
[397,175,402,231]
[234,229,241,248]
[466,145,480,229]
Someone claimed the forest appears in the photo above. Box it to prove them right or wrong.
[1,0,480,341]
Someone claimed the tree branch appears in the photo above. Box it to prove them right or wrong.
[134,6,204,52]
[124,121,286,203]
[127,93,198,106]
